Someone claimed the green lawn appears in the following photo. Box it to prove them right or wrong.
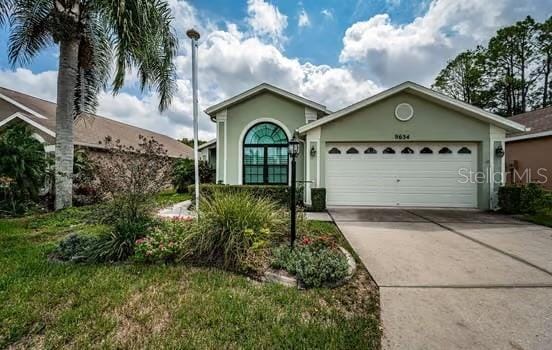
[0,204,380,349]
[524,210,552,228]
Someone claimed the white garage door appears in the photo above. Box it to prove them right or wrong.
[325,143,478,208]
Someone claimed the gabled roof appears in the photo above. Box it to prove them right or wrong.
[506,106,552,141]
[205,83,330,118]
[198,138,216,150]
[0,87,193,158]
[298,81,527,134]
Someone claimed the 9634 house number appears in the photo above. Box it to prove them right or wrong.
[394,134,410,140]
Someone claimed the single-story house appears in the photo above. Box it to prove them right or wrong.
[0,87,193,159]
[505,106,552,189]
[198,138,216,168]
[204,81,527,210]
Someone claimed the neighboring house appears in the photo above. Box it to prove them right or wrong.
[204,82,526,210]
[0,87,193,159]
[198,139,216,168]
[505,106,552,189]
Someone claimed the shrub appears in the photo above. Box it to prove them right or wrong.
[51,234,97,262]
[182,190,286,270]
[93,135,172,224]
[0,124,48,215]
[310,188,326,212]
[134,217,195,263]
[86,219,152,262]
[271,243,349,288]
[498,183,548,214]
[189,184,290,207]
[172,159,215,193]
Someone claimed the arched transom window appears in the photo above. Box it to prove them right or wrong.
[243,122,288,185]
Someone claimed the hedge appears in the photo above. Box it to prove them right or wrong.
[188,184,289,206]
[498,183,550,214]
[311,188,326,212]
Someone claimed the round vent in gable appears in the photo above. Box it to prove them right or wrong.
[395,103,414,121]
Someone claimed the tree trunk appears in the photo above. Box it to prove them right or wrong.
[544,54,551,107]
[54,38,80,210]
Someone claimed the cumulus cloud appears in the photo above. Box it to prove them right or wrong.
[0,68,58,101]
[180,24,379,111]
[298,9,311,28]
[340,0,551,86]
[246,0,288,46]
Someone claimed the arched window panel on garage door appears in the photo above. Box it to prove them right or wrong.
[346,147,359,154]
[383,147,396,154]
[401,147,414,154]
[364,147,377,154]
[438,147,452,154]
[420,147,433,154]
[458,147,472,154]
[328,147,341,154]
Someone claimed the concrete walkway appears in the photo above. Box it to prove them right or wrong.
[157,200,193,219]
[330,208,552,350]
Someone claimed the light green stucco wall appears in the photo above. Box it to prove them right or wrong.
[223,92,306,185]
[316,91,495,209]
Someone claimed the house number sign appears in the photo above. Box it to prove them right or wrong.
[394,134,410,140]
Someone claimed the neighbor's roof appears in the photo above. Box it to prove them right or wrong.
[198,138,216,150]
[297,81,527,134]
[0,87,193,158]
[205,83,331,118]
[506,106,552,142]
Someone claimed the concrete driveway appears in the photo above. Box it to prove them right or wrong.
[330,208,552,350]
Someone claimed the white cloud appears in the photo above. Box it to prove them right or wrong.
[340,0,551,86]
[298,9,311,28]
[0,68,58,101]
[321,9,333,19]
[246,0,288,46]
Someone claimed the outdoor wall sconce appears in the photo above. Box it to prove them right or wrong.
[310,146,317,157]
[495,146,505,158]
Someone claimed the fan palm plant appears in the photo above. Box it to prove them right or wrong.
[0,0,177,210]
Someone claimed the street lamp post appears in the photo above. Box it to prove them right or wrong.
[288,135,300,248]
[186,28,200,217]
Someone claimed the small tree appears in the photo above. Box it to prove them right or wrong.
[93,135,172,223]
[172,158,215,193]
[0,124,47,214]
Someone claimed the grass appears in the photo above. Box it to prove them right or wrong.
[0,203,380,349]
[524,209,552,228]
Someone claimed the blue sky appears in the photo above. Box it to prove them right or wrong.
[0,0,550,139]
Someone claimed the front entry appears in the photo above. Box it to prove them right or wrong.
[325,142,478,207]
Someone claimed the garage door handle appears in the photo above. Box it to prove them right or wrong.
[396,179,400,182]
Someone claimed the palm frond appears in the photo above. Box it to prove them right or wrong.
[74,14,114,115]
[0,0,15,26]
[7,0,53,66]
[97,0,177,111]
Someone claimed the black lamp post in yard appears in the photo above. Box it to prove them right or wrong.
[288,134,300,248]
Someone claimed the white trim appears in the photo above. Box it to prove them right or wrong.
[31,133,46,144]
[216,121,221,182]
[238,118,292,185]
[205,83,330,117]
[0,112,55,137]
[298,81,527,134]
[198,138,216,150]
[506,130,552,142]
[0,92,48,120]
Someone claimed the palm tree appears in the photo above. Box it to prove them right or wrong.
[0,0,177,210]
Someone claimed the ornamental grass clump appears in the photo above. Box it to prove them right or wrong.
[183,191,286,271]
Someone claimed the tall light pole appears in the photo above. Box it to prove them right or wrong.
[187,28,200,216]
[288,135,300,248]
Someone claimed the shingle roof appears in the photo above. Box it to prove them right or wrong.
[0,87,192,158]
[507,106,552,139]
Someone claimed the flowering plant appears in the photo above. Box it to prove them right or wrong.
[134,220,193,263]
